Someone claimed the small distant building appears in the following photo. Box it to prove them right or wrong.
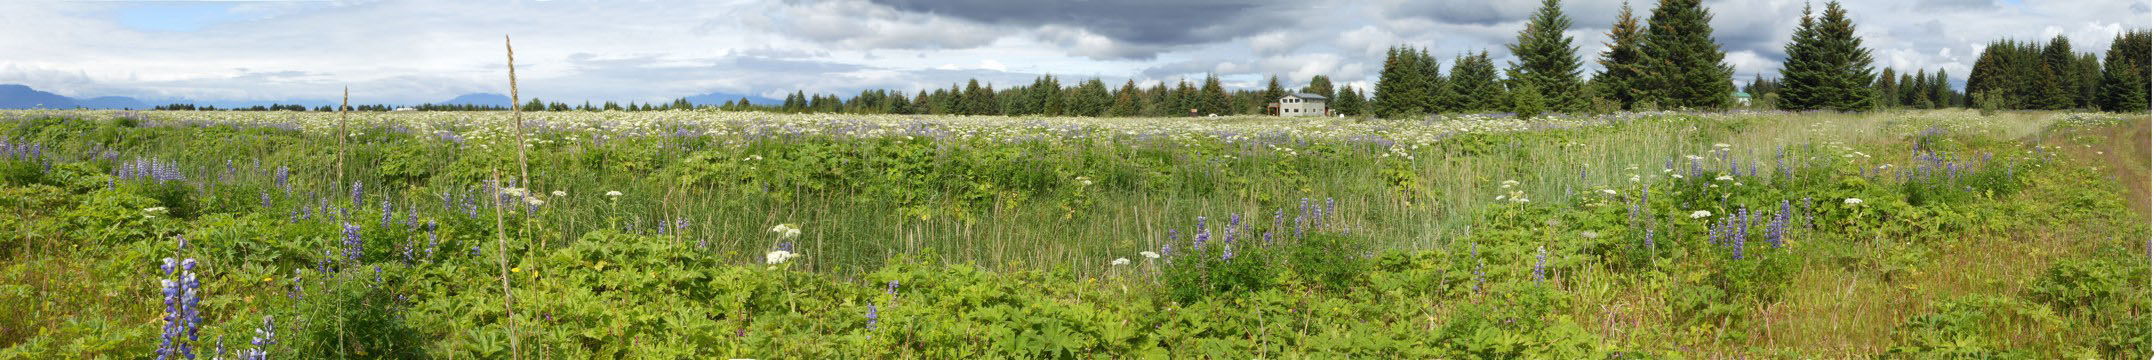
[1732,92,1752,106]
[1275,93,1328,117]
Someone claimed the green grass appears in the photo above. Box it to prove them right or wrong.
[0,109,2144,358]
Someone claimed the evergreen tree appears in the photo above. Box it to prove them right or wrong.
[2073,53,2102,109]
[1263,75,1287,114]
[1906,71,1928,108]
[2100,30,2152,112]
[1506,0,1588,112]
[1639,0,1735,109]
[1450,51,1506,112]
[1109,80,1141,116]
[1776,2,1876,111]
[1333,86,1367,116]
[1594,1,1649,110]
[1929,69,1953,108]
[1199,74,1231,115]
[2040,36,2081,107]
[1509,78,1546,118]
[2031,62,2073,110]
[1874,68,1898,108]
[1070,78,1111,117]
[961,79,989,115]
[1374,46,1433,117]
[1420,49,1455,113]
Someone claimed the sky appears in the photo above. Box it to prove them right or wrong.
[0,0,2147,104]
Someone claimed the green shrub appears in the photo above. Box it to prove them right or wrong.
[287,270,429,358]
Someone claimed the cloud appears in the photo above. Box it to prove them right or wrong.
[0,0,2143,105]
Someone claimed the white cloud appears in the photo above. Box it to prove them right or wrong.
[0,0,2142,104]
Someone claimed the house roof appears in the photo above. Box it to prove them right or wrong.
[1284,93,1328,100]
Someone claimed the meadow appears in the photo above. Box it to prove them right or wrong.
[0,108,2145,358]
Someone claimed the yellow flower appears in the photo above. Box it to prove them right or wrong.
[512,267,522,273]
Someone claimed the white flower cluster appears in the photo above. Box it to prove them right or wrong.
[770,223,802,239]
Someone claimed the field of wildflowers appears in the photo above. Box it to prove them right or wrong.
[0,108,2144,357]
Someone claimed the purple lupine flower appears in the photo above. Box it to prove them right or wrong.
[1644,228,1655,254]
[261,191,271,209]
[1472,259,1486,294]
[342,223,363,262]
[290,269,303,300]
[381,199,393,228]
[1325,198,1336,220]
[158,257,203,360]
[351,180,363,207]
[1532,246,1548,283]
[239,315,274,360]
[865,303,879,332]
[1221,241,1233,261]
[274,166,290,193]
[887,280,900,297]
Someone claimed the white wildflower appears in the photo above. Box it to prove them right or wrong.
[1714,175,1734,181]
[770,224,802,238]
[1581,231,1599,239]
[1844,198,1863,205]
[1601,189,1618,195]
[764,250,798,265]
[1500,180,1520,189]
[551,190,567,197]
[1140,251,1161,259]
[1111,258,1131,266]
[605,190,623,197]
[1689,210,1712,219]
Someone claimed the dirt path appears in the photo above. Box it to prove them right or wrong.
[2043,116,2151,215]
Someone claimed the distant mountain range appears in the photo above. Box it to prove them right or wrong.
[0,84,786,110]
[684,91,782,106]
[439,93,513,107]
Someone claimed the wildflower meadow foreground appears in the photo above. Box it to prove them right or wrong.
[0,108,2145,358]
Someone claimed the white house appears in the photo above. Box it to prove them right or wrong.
[1277,93,1327,117]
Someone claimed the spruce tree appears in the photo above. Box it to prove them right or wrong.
[1639,0,1735,109]
[1107,80,1137,116]
[1334,86,1366,116]
[1374,47,1414,117]
[1200,74,1231,115]
[1506,0,1588,112]
[1595,1,1648,110]
[2074,53,2102,109]
[2031,63,2073,110]
[1450,51,1506,112]
[2100,30,2152,112]
[1264,75,1287,114]
[1929,69,1953,108]
[1776,2,1874,111]
[1906,71,1927,108]
[1875,68,1897,109]
[2041,36,2080,107]
[1418,48,1451,113]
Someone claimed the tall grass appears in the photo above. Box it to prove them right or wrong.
[0,109,2075,278]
